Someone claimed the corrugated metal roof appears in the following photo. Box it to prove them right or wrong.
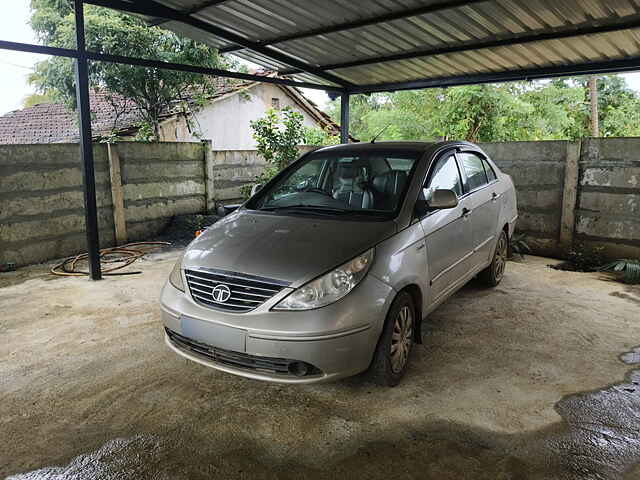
[110,0,640,91]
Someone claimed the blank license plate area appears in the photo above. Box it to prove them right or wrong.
[181,315,246,352]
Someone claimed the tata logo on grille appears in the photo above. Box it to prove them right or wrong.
[211,284,232,303]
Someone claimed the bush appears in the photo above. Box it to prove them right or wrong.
[243,107,306,198]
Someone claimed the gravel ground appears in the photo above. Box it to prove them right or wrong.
[1,254,640,479]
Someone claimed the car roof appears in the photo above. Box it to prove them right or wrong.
[313,140,478,156]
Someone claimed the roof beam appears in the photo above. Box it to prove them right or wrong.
[279,15,640,75]
[84,0,353,87]
[220,0,488,54]
[84,50,345,91]
[0,40,343,92]
[352,55,640,94]
[0,39,78,58]
[149,0,229,28]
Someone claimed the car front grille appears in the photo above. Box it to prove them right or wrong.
[184,268,289,313]
[165,328,320,377]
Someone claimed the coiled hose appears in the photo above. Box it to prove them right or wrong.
[51,242,171,276]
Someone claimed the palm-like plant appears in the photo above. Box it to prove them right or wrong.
[599,259,640,284]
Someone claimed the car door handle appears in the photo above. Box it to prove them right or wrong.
[491,192,500,201]
[461,207,472,218]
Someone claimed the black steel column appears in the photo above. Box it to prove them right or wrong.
[340,92,350,144]
[74,0,102,280]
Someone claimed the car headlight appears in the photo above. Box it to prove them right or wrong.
[169,254,185,292]
[273,248,374,311]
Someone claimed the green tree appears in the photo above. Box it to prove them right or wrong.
[326,76,640,143]
[29,0,224,140]
[22,91,55,108]
[244,107,305,197]
[303,126,339,145]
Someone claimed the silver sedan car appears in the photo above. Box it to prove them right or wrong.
[161,141,517,386]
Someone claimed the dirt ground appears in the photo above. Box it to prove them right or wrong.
[1,252,640,479]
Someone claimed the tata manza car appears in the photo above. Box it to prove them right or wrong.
[161,141,517,386]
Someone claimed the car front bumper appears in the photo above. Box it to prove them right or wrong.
[160,274,394,384]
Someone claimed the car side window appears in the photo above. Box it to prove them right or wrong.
[426,153,463,198]
[460,152,489,191]
[482,158,497,182]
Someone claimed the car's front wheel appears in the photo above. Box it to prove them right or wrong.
[479,230,508,287]
[368,291,415,387]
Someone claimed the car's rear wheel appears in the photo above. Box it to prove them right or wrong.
[368,291,415,387]
[479,230,508,287]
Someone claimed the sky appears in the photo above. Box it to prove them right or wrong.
[2,1,640,116]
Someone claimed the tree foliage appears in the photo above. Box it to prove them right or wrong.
[29,0,225,140]
[243,107,306,197]
[303,126,339,146]
[327,76,640,142]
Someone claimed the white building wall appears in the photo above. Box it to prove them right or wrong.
[162,83,322,150]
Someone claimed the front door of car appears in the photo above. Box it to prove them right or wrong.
[420,151,474,303]
[457,151,501,267]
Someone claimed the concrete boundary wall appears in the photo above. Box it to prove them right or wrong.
[0,142,205,266]
[575,138,640,259]
[1,140,639,267]
[205,145,319,204]
[480,141,570,257]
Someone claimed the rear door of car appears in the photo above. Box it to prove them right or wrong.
[420,149,475,302]
[456,150,501,267]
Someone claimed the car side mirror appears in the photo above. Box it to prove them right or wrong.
[250,183,263,196]
[426,189,458,210]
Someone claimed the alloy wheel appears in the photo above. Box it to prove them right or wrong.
[495,233,508,281]
[390,305,413,374]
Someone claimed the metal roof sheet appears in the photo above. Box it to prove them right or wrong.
[97,0,640,91]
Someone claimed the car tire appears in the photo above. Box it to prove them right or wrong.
[368,291,415,387]
[479,230,508,287]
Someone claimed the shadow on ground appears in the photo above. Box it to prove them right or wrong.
[8,344,640,480]
[3,257,640,480]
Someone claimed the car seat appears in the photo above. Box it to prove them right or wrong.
[372,170,408,210]
[332,164,373,209]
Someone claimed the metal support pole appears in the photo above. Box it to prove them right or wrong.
[340,92,350,144]
[74,0,102,280]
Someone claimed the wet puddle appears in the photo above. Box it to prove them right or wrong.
[7,348,640,480]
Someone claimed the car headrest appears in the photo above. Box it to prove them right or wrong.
[336,163,357,180]
[373,170,408,195]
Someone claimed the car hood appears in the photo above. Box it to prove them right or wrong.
[183,209,397,287]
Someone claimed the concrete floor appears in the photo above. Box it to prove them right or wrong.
[2,252,640,479]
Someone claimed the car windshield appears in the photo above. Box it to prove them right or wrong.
[248,149,421,217]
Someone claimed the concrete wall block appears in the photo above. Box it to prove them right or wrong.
[498,163,565,187]
[122,180,205,202]
[575,238,640,261]
[116,142,204,163]
[576,214,640,242]
[124,197,205,223]
[581,137,640,164]
[480,140,569,163]
[579,191,640,216]
[1,167,111,193]
[0,189,112,220]
[517,211,560,235]
[213,185,246,202]
[212,165,263,182]
[0,208,114,244]
[0,226,115,267]
[126,218,172,243]
[515,190,563,210]
[0,143,108,166]
[121,161,204,183]
[213,150,266,167]
[581,166,640,189]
